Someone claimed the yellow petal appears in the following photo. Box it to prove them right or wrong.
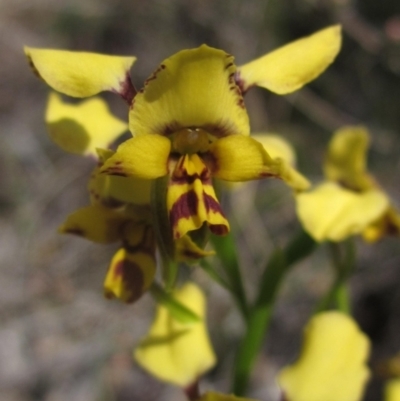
[101,135,171,179]
[45,93,127,156]
[134,282,216,387]
[129,45,249,138]
[296,182,389,242]
[167,154,229,239]
[58,204,129,243]
[198,392,258,401]
[104,246,156,303]
[209,135,310,190]
[251,133,296,165]
[385,379,400,401]
[238,25,341,94]
[324,126,374,190]
[362,206,400,243]
[278,311,370,401]
[90,149,152,206]
[25,47,136,98]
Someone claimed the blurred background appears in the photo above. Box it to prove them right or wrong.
[1,0,400,400]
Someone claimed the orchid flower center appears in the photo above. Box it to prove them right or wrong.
[172,128,211,155]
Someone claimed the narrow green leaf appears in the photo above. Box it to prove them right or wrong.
[150,282,200,324]
[233,229,316,395]
[199,258,232,291]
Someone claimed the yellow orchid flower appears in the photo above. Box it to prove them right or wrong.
[27,26,341,242]
[278,311,370,401]
[296,126,400,242]
[385,379,400,401]
[134,282,216,387]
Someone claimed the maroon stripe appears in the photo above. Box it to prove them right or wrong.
[169,190,199,238]
[203,192,229,235]
[110,258,145,303]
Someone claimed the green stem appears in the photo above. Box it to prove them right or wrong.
[211,233,249,321]
[150,176,177,290]
[233,230,316,395]
[335,282,351,314]
[315,240,355,314]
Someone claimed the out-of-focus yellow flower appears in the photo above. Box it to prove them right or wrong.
[385,379,400,401]
[197,392,258,401]
[59,203,156,303]
[45,92,128,156]
[27,26,340,244]
[134,282,216,387]
[278,311,370,401]
[296,126,400,242]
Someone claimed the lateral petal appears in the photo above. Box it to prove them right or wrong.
[101,135,171,179]
[129,45,249,138]
[58,204,128,243]
[238,25,341,94]
[90,149,152,206]
[296,182,389,242]
[251,133,296,165]
[167,154,229,239]
[209,135,310,190]
[46,93,127,157]
[25,47,136,99]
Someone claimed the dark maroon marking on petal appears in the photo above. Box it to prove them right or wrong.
[105,171,128,177]
[202,192,229,235]
[171,155,211,185]
[27,57,42,79]
[184,381,200,401]
[169,190,199,237]
[101,165,128,177]
[228,83,245,109]
[112,258,145,303]
[143,63,166,87]
[259,172,279,179]
[225,62,234,70]
[234,71,250,95]
[173,168,210,185]
[209,224,229,236]
[161,121,182,136]
[203,192,225,215]
[115,72,137,105]
[64,228,85,237]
